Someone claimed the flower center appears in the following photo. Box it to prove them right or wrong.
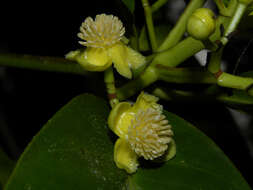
[78,14,125,49]
[127,108,173,160]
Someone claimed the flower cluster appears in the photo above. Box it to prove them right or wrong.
[66,13,176,174]
[108,92,176,173]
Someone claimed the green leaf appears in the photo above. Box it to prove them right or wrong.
[5,94,128,190]
[5,94,250,189]
[0,148,15,188]
[122,0,135,13]
[129,111,251,190]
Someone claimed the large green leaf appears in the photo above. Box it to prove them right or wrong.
[5,94,128,190]
[5,94,250,189]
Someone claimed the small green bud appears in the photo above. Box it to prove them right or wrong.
[187,8,216,40]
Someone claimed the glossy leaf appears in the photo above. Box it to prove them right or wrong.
[5,94,250,189]
[5,94,127,190]
[122,0,135,13]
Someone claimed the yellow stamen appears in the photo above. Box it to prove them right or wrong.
[78,14,125,48]
[127,108,173,160]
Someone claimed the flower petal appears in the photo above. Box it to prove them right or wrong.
[132,91,162,113]
[65,48,112,71]
[108,102,133,138]
[126,46,146,70]
[108,43,132,79]
[164,138,176,161]
[114,138,139,174]
[153,138,176,162]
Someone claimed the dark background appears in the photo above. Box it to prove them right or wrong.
[0,0,253,187]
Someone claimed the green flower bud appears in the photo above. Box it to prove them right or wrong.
[187,8,216,40]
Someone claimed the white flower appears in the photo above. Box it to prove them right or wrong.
[66,14,146,79]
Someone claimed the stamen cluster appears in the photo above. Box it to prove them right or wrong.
[128,108,173,160]
[78,14,125,48]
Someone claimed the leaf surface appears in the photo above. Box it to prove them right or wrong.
[5,94,127,190]
[5,94,250,190]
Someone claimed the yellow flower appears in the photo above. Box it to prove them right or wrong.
[108,92,176,173]
[66,14,146,79]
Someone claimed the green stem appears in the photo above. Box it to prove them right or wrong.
[217,93,253,107]
[151,0,168,13]
[213,0,238,16]
[152,88,193,101]
[153,87,253,107]
[141,0,157,51]
[156,65,216,84]
[104,67,119,108]
[117,4,246,100]
[158,0,205,51]
[117,37,204,100]
[217,72,253,91]
[152,88,172,101]
[207,47,224,74]
[153,37,205,67]
[0,53,88,76]
[117,66,158,100]
[221,2,247,45]
[117,65,216,100]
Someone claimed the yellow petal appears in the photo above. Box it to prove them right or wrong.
[153,138,176,162]
[65,48,112,71]
[114,138,139,174]
[132,91,162,113]
[126,46,146,70]
[108,43,132,79]
[108,102,133,138]
[164,138,176,161]
[126,46,146,78]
